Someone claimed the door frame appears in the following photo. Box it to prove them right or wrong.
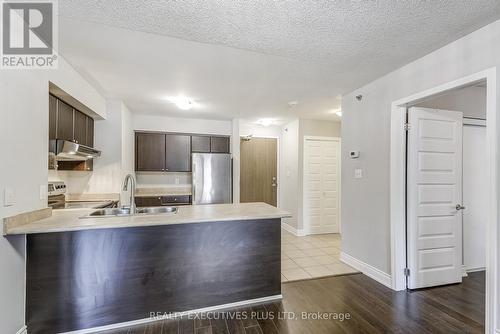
[239,135,280,207]
[302,136,342,235]
[389,68,497,333]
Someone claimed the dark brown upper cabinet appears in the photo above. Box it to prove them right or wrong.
[73,110,87,145]
[191,135,211,153]
[135,132,230,173]
[48,95,57,140]
[86,117,94,147]
[191,135,230,153]
[49,95,95,148]
[56,100,74,142]
[165,134,191,172]
[135,132,166,171]
[210,136,230,153]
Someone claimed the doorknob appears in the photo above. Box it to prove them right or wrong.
[455,204,466,211]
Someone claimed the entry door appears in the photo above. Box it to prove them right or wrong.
[407,107,463,289]
[303,138,340,234]
[240,137,278,206]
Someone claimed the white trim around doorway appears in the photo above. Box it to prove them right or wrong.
[389,68,497,334]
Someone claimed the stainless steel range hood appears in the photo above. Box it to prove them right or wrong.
[49,139,101,161]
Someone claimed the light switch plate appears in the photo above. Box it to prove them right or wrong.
[40,184,48,200]
[354,168,363,179]
[4,187,15,206]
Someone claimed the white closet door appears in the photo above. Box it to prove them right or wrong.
[407,107,463,289]
[463,125,487,270]
[304,138,340,234]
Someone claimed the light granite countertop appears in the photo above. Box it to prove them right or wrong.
[4,202,291,235]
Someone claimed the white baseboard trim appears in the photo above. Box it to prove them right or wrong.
[281,222,305,236]
[15,325,27,334]
[462,265,468,277]
[60,294,283,334]
[465,266,486,273]
[340,252,392,288]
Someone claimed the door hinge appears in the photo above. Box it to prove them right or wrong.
[404,268,410,276]
[404,123,410,131]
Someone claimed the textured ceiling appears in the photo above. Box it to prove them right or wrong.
[57,0,500,122]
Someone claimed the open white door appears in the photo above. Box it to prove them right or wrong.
[407,107,463,289]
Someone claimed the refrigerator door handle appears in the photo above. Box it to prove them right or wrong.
[192,162,196,205]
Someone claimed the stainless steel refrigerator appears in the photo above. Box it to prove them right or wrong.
[192,153,232,205]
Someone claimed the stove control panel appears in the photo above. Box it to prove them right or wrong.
[48,181,66,196]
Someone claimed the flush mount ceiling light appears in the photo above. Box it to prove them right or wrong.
[287,100,299,108]
[165,96,197,110]
[256,118,275,127]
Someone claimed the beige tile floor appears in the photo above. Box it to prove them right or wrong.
[281,229,359,282]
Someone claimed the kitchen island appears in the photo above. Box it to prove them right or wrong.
[4,203,290,334]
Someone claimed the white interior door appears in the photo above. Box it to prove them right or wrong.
[407,107,463,289]
[303,138,340,234]
[463,125,487,271]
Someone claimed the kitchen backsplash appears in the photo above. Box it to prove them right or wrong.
[136,172,191,187]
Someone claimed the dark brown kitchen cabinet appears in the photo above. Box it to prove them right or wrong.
[135,195,191,207]
[86,117,94,147]
[165,134,191,172]
[210,136,230,153]
[73,110,87,145]
[191,135,230,153]
[56,100,74,142]
[49,96,95,148]
[135,132,166,171]
[49,95,57,140]
[191,135,211,153]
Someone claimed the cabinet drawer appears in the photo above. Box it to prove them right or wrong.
[135,195,191,207]
[161,195,191,205]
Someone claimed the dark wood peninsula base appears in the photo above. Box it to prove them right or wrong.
[26,219,281,333]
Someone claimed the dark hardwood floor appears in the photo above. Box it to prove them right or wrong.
[95,271,485,334]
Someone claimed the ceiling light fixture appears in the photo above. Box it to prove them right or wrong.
[257,118,275,127]
[165,96,197,110]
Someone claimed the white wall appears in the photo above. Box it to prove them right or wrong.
[416,85,486,119]
[239,121,282,138]
[340,19,500,327]
[280,120,300,229]
[0,57,106,334]
[133,114,232,135]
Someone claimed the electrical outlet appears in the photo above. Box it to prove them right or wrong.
[354,168,363,179]
[4,187,15,206]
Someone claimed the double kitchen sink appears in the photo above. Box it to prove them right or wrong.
[81,206,178,218]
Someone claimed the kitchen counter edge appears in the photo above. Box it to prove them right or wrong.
[3,202,291,235]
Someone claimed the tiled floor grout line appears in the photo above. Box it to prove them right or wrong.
[280,229,358,282]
